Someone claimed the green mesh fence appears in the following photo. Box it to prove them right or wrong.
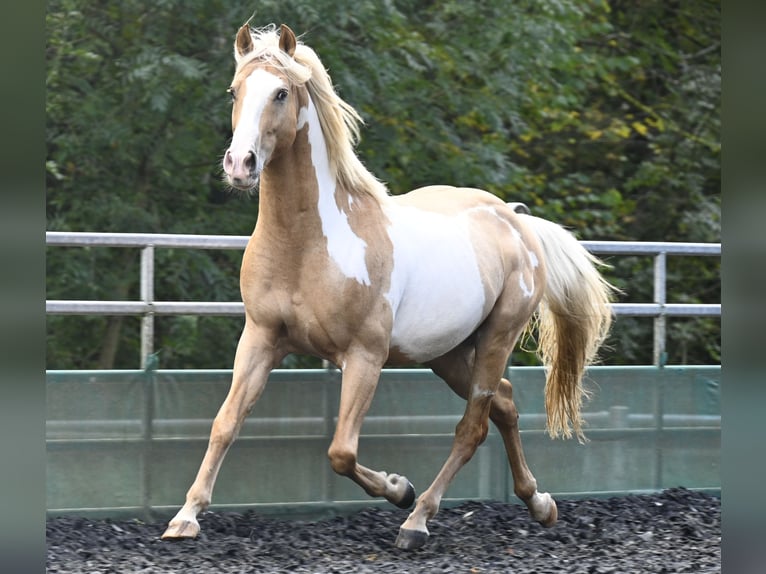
[47,366,720,519]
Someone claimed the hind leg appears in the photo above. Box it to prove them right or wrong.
[489,376,558,527]
[395,322,523,549]
[429,344,557,528]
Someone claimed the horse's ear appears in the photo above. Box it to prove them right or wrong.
[235,24,254,61]
[279,24,297,58]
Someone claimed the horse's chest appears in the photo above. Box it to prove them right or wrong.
[241,256,375,358]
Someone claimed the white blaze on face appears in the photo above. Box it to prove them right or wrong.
[302,101,371,286]
[384,206,487,363]
[229,69,286,172]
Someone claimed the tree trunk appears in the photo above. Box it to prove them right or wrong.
[97,316,124,369]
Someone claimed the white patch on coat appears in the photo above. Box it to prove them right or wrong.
[471,384,496,400]
[229,69,286,170]
[519,272,535,298]
[508,222,537,296]
[297,106,309,131]
[468,205,516,236]
[465,206,538,299]
[384,205,488,363]
[303,100,371,285]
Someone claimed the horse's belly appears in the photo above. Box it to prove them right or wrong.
[389,291,486,363]
[385,207,493,364]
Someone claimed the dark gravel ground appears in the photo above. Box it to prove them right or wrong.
[47,488,719,573]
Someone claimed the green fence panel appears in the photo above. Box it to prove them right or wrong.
[46,366,720,519]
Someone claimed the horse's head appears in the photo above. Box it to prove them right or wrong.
[223,24,307,191]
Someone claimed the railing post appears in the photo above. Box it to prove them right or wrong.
[140,245,155,369]
[653,251,667,367]
[652,251,667,490]
[323,365,341,505]
[142,353,158,520]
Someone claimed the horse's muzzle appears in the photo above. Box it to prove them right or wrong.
[223,149,260,190]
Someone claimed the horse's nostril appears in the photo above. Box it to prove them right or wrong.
[244,151,256,171]
[223,150,234,172]
[223,149,257,182]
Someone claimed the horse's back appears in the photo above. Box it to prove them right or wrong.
[392,185,505,213]
[388,185,540,270]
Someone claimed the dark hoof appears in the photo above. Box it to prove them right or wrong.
[394,527,429,550]
[508,202,531,215]
[395,481,416,509]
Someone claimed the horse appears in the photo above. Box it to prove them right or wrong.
[161,23,615,550]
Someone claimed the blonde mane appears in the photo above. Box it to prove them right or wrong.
[235,25,389,202]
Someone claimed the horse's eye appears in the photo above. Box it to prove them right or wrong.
[275,88,288,102]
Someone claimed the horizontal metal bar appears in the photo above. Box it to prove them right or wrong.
[581,240,721,256]
[47,424,720,448]
[153,302,245,315]
[46,300,246,316]
[46,300,720,318]
[46,301,146,315]
[46,232,720,258]
[45,412,721,439]
[46,231,249,250]
[612,303,721,317]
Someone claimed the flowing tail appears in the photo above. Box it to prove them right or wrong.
[519,215,617,442]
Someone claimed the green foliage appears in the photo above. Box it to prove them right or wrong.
[46,0,720,369]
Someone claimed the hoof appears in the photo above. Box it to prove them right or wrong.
[395,481,416,509]
[394,527,429,550]
[508,202,531,215]
[527,491,558,528]
[539,498,558,528]
[161,519,200,540]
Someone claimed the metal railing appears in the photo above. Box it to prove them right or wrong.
[46,232,721,368]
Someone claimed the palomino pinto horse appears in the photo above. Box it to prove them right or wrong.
[162,24,614,550]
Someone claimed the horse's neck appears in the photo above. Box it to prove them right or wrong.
[257,99,350,242]
[257,153,319,234]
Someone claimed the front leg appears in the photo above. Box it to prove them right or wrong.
[326,351,416,510]
[395,383,495,549]
[162,325,281,539]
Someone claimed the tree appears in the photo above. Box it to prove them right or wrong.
[46,0,249,368]
[46,0,720,368]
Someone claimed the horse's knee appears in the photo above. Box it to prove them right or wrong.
[455,414,490,456]
[475,418,490,445]
[209,417,237,449]
[327,445,356,476]
[459,390,495,441]
[490,382,520,430]
[491,396,518,426]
